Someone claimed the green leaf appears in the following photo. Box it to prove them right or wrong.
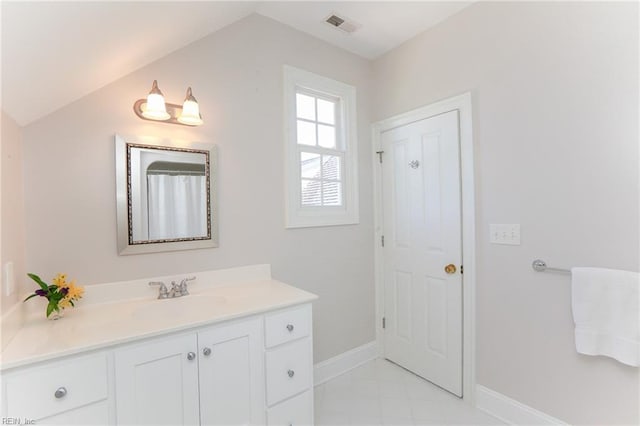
[46,301,57,317]
[27,273,49,291]
[23,294,38,302]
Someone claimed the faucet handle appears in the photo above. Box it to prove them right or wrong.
[149,281,169,299]
[179,276,195,296]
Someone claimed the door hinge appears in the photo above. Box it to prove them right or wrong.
[381,235,385,247]
[382,317,386,329]
[376,150,384,163]
[460,265,464,274]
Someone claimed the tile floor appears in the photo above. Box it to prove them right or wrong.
[314,358,504,426]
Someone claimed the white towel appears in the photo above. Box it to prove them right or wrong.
[571,267,640,367]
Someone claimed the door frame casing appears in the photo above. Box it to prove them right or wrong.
[371,92,476,403]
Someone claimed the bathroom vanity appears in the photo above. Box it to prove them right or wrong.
[0,265,317,425]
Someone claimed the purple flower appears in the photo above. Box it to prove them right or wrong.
[35,289,47,297]
[60,287,69,296]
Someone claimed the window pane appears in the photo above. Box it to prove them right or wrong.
[296,93,315,120]
[322,155,341,180]
[297,120,316,146]
[301,152,321,179]
[301,179,322,206]
[318,124,336,149]
[322,181,343,206]
[317,98,335,124]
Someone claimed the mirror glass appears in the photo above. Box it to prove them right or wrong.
[115,135,218,255]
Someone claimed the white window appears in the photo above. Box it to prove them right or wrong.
[284,66,359,228]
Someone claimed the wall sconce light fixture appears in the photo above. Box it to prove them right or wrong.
[133,80,203,126]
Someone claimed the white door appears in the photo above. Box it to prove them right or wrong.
[198,317,265,426]
[114,333,200,425]
[381,110,463,396]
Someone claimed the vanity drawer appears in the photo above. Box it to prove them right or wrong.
[268,390,313,426]
[266,337,312,406]
[265,304,311,348]
[5,353,108,420]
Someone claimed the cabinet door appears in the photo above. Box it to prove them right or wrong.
[115,333,199,425]
[198,317,265,426]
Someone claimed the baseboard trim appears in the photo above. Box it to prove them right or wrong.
[314,341,378,385]
[476,385,568,425]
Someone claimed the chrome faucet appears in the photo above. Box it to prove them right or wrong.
[149,277,196,299]
[168,281,180,298]
[179,276,196,296]
[149,281,169,299]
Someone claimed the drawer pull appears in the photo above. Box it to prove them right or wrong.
[203,347,212,356]
[286,324,294,332]
[187,351,196,361]
[287,369,295,378]
[54,387,67,399]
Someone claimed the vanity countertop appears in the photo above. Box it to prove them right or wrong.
[0,278,317,371]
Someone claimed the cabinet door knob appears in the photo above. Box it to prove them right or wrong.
[187,351,196,361]
[286,324,294,332]
[54,387,67,399]
[287,369,295,378]
[203,347,212,356]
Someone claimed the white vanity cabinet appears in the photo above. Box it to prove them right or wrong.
[264,304,314,426]
[115,316,265,425]
[2,352,111,425]
[114,333,200,425]
[197,317,265,425]
[0,272,317,426]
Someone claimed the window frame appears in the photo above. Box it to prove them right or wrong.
[284,65,359,228]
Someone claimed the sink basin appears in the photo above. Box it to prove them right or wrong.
[133,294,226,319]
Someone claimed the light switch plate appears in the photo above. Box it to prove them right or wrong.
[4,261,15,296]
[490,224,521,245]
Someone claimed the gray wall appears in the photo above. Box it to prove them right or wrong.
[372,2,639,424]
[21,14,375,363]
[1,111,26,314]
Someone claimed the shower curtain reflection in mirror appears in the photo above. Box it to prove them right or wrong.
[128,145,210,243]
[147,173,207,240]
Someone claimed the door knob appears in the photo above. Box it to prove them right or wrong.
[203,347,212,356]
[187,351,196,361]
[54,387,67,399]
[286,324,294,332]
[444,264,457,274]
[287,369,295,378]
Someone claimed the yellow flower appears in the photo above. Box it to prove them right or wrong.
[59,298,71,309]
[52,273,67,286]
[65,281,84,300]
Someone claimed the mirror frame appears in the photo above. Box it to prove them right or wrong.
[115,134,218,255]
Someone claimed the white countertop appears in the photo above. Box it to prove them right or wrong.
[0,278,317,371]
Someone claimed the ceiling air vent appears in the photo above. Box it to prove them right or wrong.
[324,13,360,34]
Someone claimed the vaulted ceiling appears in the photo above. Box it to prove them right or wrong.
[1,1,471,126]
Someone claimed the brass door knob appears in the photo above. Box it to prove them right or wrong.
[444,264,457,274]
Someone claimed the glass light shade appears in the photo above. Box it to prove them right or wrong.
[142,92,171,120]
[177,88,203,125]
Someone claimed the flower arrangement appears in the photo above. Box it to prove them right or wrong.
[24,273,85,318]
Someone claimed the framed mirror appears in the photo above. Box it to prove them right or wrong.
[115,134,218,255]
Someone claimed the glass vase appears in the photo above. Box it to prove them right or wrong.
[47,309,64,320]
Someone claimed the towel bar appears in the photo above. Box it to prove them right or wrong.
[532,259,570,274]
